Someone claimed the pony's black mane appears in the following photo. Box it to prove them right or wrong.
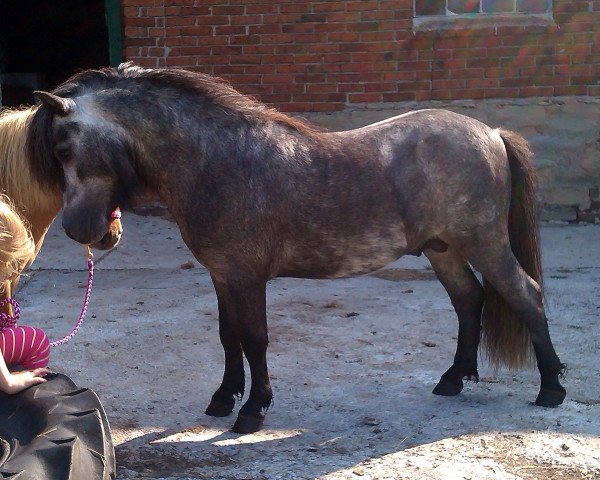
[54,62,321,136]
[26,63,322,190]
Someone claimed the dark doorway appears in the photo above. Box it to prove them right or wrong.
[0,0,118,107]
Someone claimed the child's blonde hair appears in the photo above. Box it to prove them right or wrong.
[0,196,35,285]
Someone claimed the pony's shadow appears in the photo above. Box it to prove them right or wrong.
[114,376,598,479]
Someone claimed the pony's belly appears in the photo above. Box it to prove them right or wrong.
[330,248,404,278]
[280,230,408,279]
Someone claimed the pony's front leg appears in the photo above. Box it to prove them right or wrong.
[206,276,273,433]
[205,277,246,417]
[230,280,272,434]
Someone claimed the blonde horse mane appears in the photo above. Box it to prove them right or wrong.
[0,107,62,252]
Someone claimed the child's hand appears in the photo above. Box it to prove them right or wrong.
[3,368,50,395]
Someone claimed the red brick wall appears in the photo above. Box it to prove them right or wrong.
[122,0,600,112]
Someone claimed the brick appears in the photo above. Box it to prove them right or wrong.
[588,85,600,95]
[262,74,294,84]
[519,86,554,96]
[499,77,533,87]
[210,46,243,55]
[432,79,465,89]
[306,83,339,93]
[283,23,317,34]
[554,64,591,76]
[483,87,519,99]
[211,5,244,15]
[126,17,155,27]
[466,78,499,88]
[123,6,140,17]
[328,32,361,43]
[260,34,295,44]
[535,55,571,66]
[180,26,214,36]
[197,15,229,25]
[148,27,167,37]
[533,75,569,86]
[313,2,347,12]
[327,12,361,22]
[294,33,328,43]
[280,3,311,13]
[124,37,154,47]
[124,26,149,37]
[245,4,279,14]
[553,85,589,95]
[231,14,263,25]
[450,89,486,100]
[215,26,247,35]
[178,6,211,15]
[364,82,398,93]
[263,14,301,25]
[230,35,261,45]
[295,73,327,83]
[361,10,396,21]
[230,55,262,64]
[382,92,417,102]
[165,56,197,66]
[452,48,487,59]
[450,68,484,79]
[360,31,395,42]
[337,83,365,93]
[570,75,598,85]
[347,92,383,102]
[240,44,276,55]
[272,83,306,94]
[293,93,346,103]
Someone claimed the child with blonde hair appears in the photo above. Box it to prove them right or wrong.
[0,197,50,394]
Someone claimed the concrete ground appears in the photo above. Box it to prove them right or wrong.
[20,214,600,480]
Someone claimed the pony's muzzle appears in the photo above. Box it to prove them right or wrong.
[62,212,109,246]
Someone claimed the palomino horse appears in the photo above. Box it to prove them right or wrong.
[0,107,123,300]
[29,63,565,433]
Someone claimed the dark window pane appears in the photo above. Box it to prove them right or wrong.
[516,0,549,12]
[415,0,446,15]
[482,0,514,12]
[448,0,480,13]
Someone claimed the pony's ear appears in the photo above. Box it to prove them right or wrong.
[33,91,75,115]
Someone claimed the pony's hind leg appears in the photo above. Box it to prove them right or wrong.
[468,243,566,407]
[205,276,246,418]
[426,248,484,396]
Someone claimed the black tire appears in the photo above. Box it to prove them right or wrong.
[0,373,116,480]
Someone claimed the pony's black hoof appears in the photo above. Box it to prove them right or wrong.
[205,398,235,417]
[535,386,566,407]
[231,414,264,434]
[432,378,463,396]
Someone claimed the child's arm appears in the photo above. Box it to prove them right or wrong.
[0,352,49,395]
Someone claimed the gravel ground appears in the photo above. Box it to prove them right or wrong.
[20,215,600,480]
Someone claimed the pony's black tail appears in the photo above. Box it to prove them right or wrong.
[481,129,540,370]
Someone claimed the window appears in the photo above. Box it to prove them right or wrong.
[415,0,551,16]
[413,0,553,30]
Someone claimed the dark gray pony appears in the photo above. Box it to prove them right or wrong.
[28,63,565,433]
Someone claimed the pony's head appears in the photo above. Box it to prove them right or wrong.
[32,90,135,247]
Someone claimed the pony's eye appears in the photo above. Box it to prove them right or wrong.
[53,146,71,162]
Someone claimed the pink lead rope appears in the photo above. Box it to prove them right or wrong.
[0,247,94,348]
[49,249,94,347]
[0,209,121,347]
